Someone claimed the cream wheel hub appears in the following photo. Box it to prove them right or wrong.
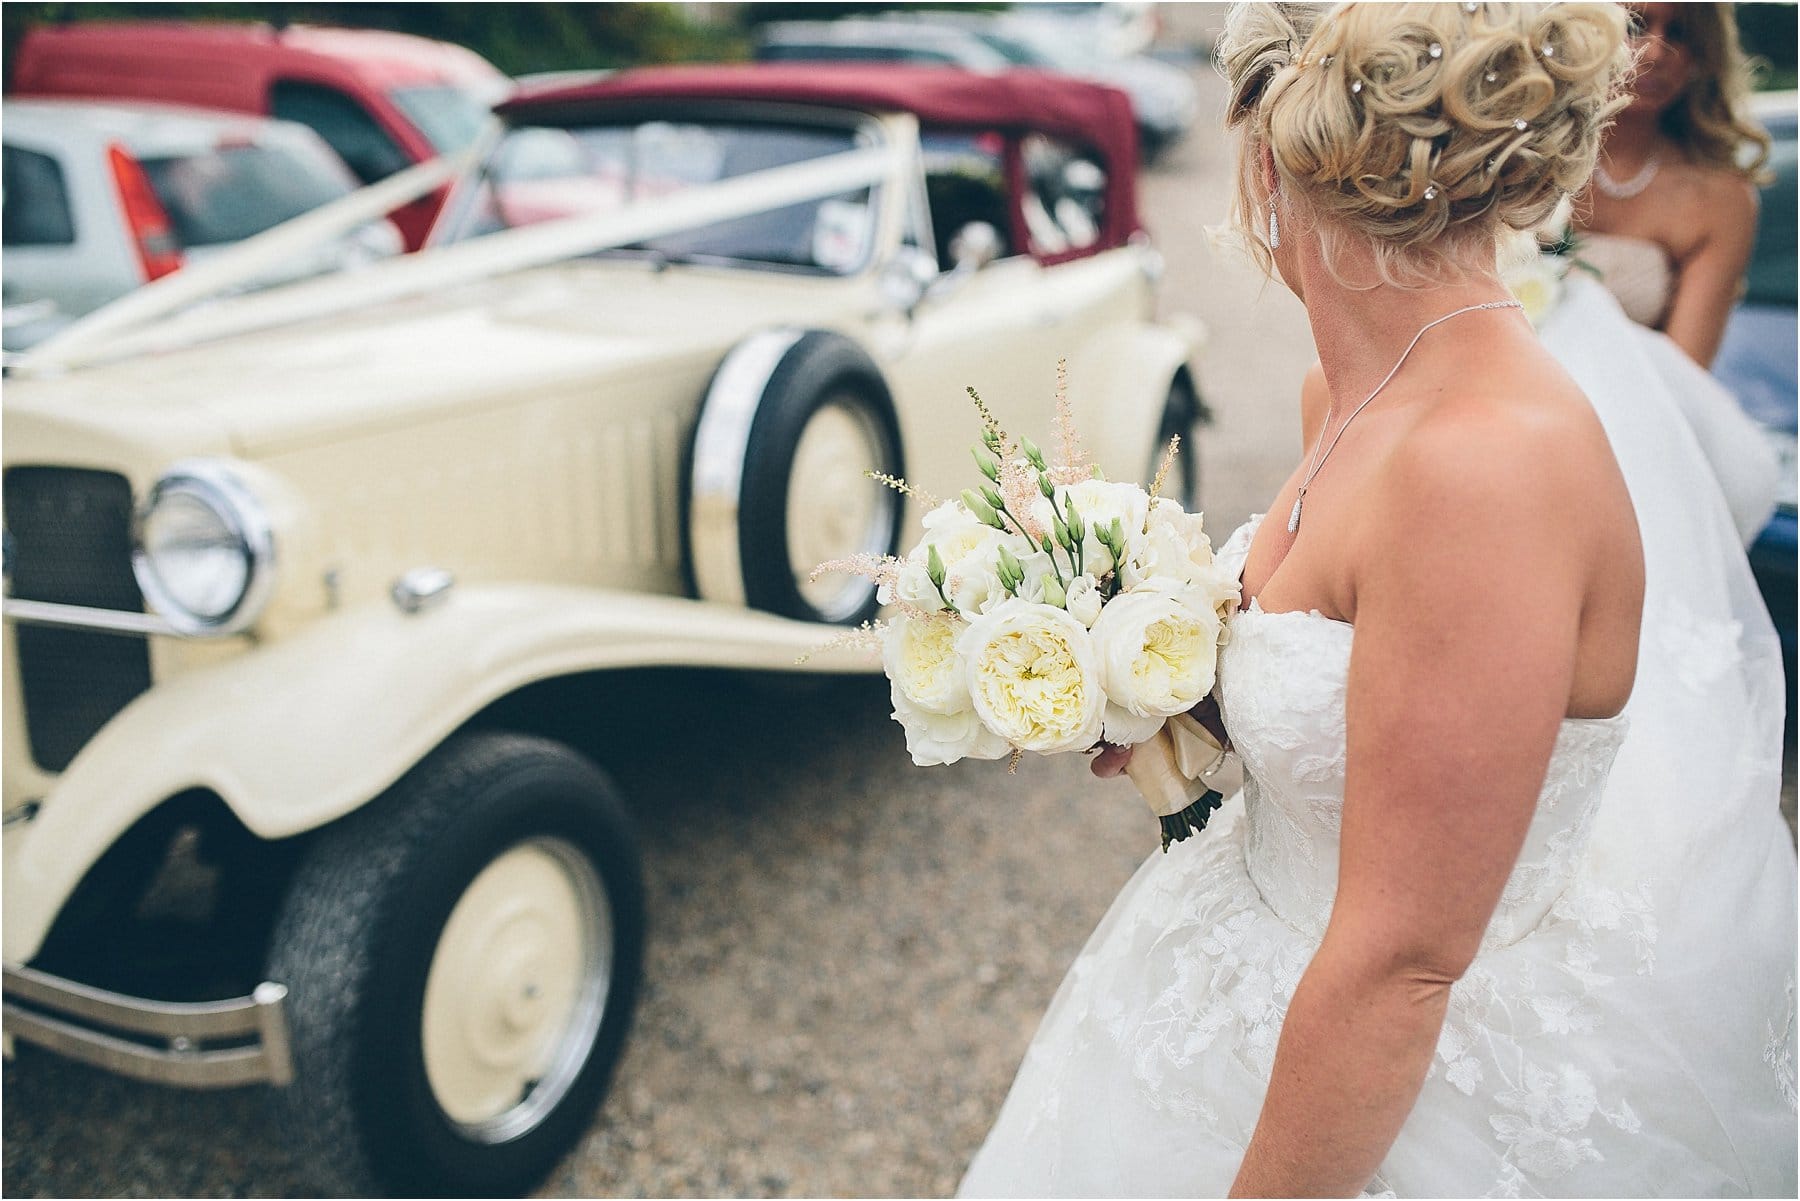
[788,399,895,621]
[421,837,611,1143]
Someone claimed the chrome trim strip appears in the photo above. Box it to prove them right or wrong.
[131,458,278,638]
[688,328,805,607]
[2,598,178,637]
[1,964,292,1089]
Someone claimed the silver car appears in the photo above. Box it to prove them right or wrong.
[2,98,402,351]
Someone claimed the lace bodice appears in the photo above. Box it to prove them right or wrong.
[1213,517,1630,952]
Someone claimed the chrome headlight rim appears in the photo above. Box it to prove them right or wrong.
[131,459,277,637]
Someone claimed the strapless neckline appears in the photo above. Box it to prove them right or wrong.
[1224,516,1629,729]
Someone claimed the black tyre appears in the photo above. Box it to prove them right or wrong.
[690,330,905,627]
[265,732,645,1198]
[1152,373,1208,512]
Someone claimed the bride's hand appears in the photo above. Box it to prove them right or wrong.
[1090,743,1133,778]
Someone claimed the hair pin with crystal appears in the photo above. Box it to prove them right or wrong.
[1351,80,1363,94]
[1485,71,1499,83]
[1424,182,1440,200]
[1541,44,1556,58]
[1428,42,1443,59]
[1513,117,1529,131]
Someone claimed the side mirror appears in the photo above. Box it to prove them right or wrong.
[948,221,1001,273]
[879,244,939,316]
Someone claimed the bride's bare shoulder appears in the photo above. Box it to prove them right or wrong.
[1370,366,1631,564]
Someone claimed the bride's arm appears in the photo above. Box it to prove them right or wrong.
[1229,416,1592,1198]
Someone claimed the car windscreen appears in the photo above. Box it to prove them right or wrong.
[391,84,497,155]
[445,119,879,274]
[139,142,354,247]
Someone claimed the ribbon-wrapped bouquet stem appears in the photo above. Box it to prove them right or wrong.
[815,368,1243,851]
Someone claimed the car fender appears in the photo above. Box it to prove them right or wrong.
[1065,319,1200,484]
[3,584,876,961]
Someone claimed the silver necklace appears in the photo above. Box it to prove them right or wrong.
[1593,153,1662,200]
[1288,299,1524,533]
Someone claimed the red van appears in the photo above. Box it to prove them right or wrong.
[11,21,510,249]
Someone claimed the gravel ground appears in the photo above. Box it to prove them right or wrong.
[5,8,1794,1197]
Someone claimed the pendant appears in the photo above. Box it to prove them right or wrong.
[1287,494,1304,533]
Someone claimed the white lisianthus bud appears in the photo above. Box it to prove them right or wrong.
[1064,574,1104,627]
[1012,550,1060,605]
[1091,586,1223,744]
[957,598,1107,753]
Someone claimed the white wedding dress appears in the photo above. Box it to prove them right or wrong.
[959,279,1798,1198]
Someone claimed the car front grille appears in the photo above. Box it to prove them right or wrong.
[4,467,153,772]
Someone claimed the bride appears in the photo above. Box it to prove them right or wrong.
[958,3,1797,1197]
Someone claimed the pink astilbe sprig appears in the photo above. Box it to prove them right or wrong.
[809,552,903,592]
[1049,358,1093,486]
[1148,433,1181,502]
[866,470,940,512]
[794,619,887,665]
[998,456,1048,545]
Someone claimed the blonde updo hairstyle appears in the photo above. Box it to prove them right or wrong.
[1221,2,1632,286]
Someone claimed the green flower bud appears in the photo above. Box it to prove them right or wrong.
[927,544,947,589]
[1040,534,1057,557]
[997,543,1023,579]
[1041,575,1067,609]
[972,446,1000,482]
[1021,436,1047,471]
[1091,464,1106,480]
[981,484,1006,512]
[961,489,1002,528]
[1037,472,1057,500]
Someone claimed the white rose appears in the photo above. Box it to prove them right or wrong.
[1036,479,1152,577]
[1091,587,1222,744]
[891,692,1011,766]
[882,613,969,716]
[957,598,1107,754]
[883,555,943,609]
[1502,253,1568,328]
[1064,574,1104,627]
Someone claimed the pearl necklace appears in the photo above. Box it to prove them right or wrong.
[1288,300,1525,534]
[1594,153,1663,200]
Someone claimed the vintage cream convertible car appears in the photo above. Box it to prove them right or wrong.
[1,64,1207,1195]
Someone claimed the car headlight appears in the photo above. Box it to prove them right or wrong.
[132,460,276,636]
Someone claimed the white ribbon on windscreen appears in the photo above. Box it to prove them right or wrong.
[14,134,904,376]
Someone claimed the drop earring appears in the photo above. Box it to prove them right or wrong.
[1268,199,1281,249]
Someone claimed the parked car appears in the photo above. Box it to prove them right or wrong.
[1,98,401,352]
[9,20,509,249]
[1713,89,1798,713]
[754,14,1197,161]
[754,18,1013,71]
[1,64,1208,1196]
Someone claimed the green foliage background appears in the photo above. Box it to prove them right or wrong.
[0,2,753,87]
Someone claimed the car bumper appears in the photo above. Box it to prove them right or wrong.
[2,963,293,1088]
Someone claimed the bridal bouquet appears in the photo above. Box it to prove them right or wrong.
[816,371,1241,850]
